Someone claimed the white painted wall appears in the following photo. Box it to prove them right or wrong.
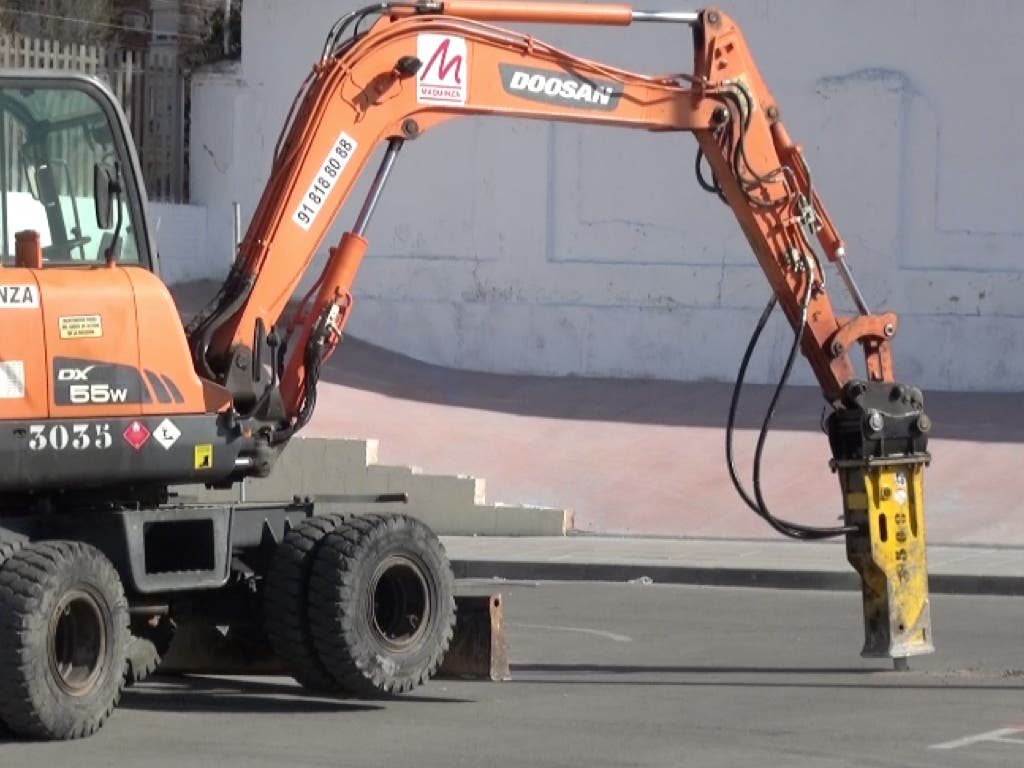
[148,202,212,284]
[187,0,1024,391]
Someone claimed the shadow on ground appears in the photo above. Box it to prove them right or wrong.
[118,674,471,715]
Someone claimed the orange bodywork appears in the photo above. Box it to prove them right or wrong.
[0,264,227,423]
[205,2,894,423]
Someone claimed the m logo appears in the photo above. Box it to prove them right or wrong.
[417,34,468,105]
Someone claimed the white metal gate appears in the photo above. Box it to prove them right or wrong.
[0,33,187,202]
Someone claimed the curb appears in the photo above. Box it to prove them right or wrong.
[451,560,1024,596]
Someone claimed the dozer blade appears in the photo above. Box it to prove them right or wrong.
[158,594,510,681]
[438,594,511,681]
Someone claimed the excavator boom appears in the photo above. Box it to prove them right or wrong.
[196,3,868,404]
[0,2,938,740]
[186,1,933,663]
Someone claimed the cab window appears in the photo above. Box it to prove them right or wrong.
[0,83,141,266]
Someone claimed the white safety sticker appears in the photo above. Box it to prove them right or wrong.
[0,284,38,308]
[153,417,181,450]
[291,131,358,231]
[417,34,468,105]
[0,360,25,398]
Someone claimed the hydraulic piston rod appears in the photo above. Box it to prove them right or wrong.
[632,9,700,23]
[353,138,404,237]
[408,1,699,25]
[834,247,871,316]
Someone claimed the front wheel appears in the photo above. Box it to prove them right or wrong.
[0,541,129,740]
[307,514,456,697]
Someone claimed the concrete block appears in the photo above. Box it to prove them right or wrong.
[403,474,486,510]
[243,437,377,501]
[176,436,568,536]
[476,504,573,537]
[365,464,414,494]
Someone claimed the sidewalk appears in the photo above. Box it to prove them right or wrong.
[442,535,1024,595]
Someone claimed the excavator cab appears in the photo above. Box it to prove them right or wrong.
[0,72,234,493]
[0,72,153,269]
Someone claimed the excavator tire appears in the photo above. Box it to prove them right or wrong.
[124,616,175,686]
[0,537,21,565]
[262,514,348,692]
[0,537,22,736]
[307,513,456,697]
[0,540,130,740]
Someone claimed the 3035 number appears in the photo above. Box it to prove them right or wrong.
[28,423,113,451]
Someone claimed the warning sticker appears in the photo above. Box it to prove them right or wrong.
[0,360,25,398]
[59,314,103,339]
[153,418,181,450]
[194,443,213,470]
[123,421,150,450]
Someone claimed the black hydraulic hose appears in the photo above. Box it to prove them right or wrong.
[725,294,776,514]
[726,279,857,540]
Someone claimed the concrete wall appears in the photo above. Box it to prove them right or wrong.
[2,190,208,282]
[186,0,1024,391]
[148,202,213,284]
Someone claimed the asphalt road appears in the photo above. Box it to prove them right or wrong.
[2,581,1023,767]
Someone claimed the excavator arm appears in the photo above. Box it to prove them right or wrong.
[189,2,933,663]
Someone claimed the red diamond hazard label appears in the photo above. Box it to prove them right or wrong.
[123,421,150,450]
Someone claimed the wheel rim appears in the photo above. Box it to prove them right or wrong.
[368,555,432,652]
[48,588,107,696]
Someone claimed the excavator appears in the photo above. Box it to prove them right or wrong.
[0,1,933,740]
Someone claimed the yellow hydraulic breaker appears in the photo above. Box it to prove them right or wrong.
[827,380,933,666]
[840,462,933,661]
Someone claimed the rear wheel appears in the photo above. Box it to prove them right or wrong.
[0,537,23,736]
[0,541,129,740]
[262,514,347,692]
[307,514,456,697]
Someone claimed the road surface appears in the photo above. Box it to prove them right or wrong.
[3,581,1022,767]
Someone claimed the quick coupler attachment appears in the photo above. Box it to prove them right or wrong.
[827,380,934,661]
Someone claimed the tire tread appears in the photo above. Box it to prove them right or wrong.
[262,514,347,692]
[307,513,455,697]
[0,540,129,740]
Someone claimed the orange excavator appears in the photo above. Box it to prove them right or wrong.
[0,1,932,740]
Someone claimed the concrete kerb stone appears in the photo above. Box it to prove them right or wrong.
[448,560,1024,596]
[442,535,1024,594]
